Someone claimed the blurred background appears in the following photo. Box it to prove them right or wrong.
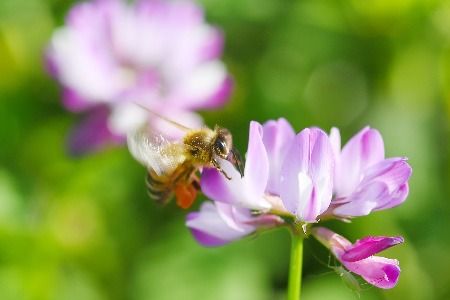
[0,0,449,299]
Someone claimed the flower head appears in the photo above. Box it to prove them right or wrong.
[329,127,412,217]
[47,0,232,153]
[201,119,334,223]
[312,227,403,289]
[186,119,409,293]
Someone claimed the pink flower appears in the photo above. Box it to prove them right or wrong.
[201,119,334,223]
[187,120,410,262]
[46,0,232,154]
[187,119,334,246]
[329,127,412,217]
[312,227,403,289]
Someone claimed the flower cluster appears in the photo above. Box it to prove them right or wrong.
[186,119,412,289]
[47,0,232,154]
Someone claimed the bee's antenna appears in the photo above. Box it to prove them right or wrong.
[134,102,192,132]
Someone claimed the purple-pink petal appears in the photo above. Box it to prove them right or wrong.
[332,181,389,217]
[67,106,123,155]
[198,75,233,109]
[201,121,270,210]
[344,256,401,289]
[201,166,237,204]
[329,127,341,166]
[330,126,412,217]
[280,128,313,216]
[62,88,94,112]
[361,157,412,191]
[309,129,334,215]
[341,236,404,262]
[262,118,296,195]
[375,183,409,211]
[333,157,412,217]
[186,202,255,247]
[244,121,269,200]
[280,128,333,222]
[335,127,384,197]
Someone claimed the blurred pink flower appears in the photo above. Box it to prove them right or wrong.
[312,227,403,289]
[46,0,232,154]
[328,127,412,217]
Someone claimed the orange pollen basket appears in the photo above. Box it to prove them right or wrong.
[175,184,198,209]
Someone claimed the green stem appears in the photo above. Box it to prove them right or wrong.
[287,229,303,300]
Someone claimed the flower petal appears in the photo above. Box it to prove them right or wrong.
[375,183,409,211]
[333,158,412,216]
[336,127,384,197]
[186,202,255,247]
[341,236,404,262]
[262,118,295,195]
[201,163,241,205]
[333,181,388,217]
[170,61,231,110]
[329,127,341,161]
[62,88,93,112]
[311,227,352,252]
[280,129,333,221]
[201,121,270,210]
[68,106,123,155]
[243,121,270,207]
[344,256,401,289]
[361,157,412,192]
[280,129,313,217]
[309,128,334,217]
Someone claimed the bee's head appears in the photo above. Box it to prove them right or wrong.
[213,127,232,159]
[213,126,245,178]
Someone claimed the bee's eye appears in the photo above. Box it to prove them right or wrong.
[214,139,228,158]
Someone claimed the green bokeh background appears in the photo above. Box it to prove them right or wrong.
[1,0,449,299]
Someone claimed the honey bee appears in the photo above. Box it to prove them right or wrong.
[127,106,244,209]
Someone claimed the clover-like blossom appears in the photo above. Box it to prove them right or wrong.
[186,119,409,294]
[189,121,413,244]
[328,127,412,217]
[312,227,403,289]
[47,0,232,154]
[186,119,335,244]
[202,119,334,222]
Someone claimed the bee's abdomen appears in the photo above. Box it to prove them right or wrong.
[146,171,173,205]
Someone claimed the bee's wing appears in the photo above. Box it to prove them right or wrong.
[127,127,186,176]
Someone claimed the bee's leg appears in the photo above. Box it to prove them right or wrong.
[192,178,200,190]
[212,158,232,180]
[189,172,201,190]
